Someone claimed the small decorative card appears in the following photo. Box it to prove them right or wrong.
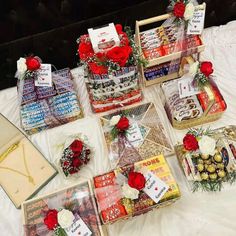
[100,102,173,168]
[22,182,104,236]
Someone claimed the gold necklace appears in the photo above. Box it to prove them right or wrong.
[0,141,35,185]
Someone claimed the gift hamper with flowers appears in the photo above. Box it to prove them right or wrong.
[16,56,83,135]
[175,126,236,192]
[99,102,173,168]
[135,1,206,86]
[92,155,181,224]
[22,181,106,236]
[161,56,227,129]
[77,23,146,113]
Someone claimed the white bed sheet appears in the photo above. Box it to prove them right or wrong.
[1,21,236,236]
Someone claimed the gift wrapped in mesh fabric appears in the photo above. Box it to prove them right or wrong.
[77,23,145,113]
[160,56,227,129]
[135,1,206,86]
[100,102,173,168]
[16,56,83,134]
[93,155,181,224]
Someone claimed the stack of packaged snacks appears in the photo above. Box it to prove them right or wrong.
[77,23,144,113]
[93,155,181,224]
[16,57,83,134]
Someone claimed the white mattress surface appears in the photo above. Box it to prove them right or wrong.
[1,21,236,236]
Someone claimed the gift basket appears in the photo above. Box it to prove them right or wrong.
[175,126,236,192]
[16,56,83,135]
[77,23,146,113]
[22,182,105,236]
[92,155,181,224]
[99,102,173,168]
[161,56,227,129]
[135,1,206,86]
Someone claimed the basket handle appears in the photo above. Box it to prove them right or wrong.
[179,56,215,117]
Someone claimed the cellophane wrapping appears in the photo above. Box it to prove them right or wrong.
[17,68,83,135]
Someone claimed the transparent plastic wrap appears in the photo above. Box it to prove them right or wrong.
[16,59,83,134]
[100,102,173,169]
[22,182,104,236]
[92,155,181,224]
[175,126,236,192]
[55,134,93,178]
[77,24,144,113]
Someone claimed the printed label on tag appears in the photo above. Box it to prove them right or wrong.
[187,3,206,35]
[143,171,169,203]
[35,64,52,87]
[64,215,92,236]
[178,76,200,99]
[126,122,144,148]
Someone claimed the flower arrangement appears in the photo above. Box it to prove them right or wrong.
[60,139,91,177]
[77,24,146,75]
[189,61,214,88]
[169,0,196,24]
[44,208,75,236]
[181,128,236,191]
[16,56,41,80]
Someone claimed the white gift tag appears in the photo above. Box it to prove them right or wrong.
[178,76,199,99]
[187,3,206,35]
[126,122,144,148]
[64,215,92,236]
[35,64,52,87]
[143,171,169,203]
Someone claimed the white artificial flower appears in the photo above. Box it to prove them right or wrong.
[189,61,199,76]
[184,2,195,21]
[57,209,75,229]
[17,57,27,74]
[198,135,216,156]
[122,183,139,200]
[110,115,121,126]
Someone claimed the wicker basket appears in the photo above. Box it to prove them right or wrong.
[135,13,205,87]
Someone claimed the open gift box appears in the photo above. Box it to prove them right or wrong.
[92,155,181,224]
[160,56,227,129]
[0,114,57,208]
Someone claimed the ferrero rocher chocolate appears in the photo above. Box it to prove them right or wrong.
[207,165,216,173]
[209,173,217,180]
[201,172,209,180]
[201,154,209,160]
[217,170,226,178]
[214,154,223,163]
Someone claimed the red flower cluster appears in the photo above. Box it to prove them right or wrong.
[173,1,186,18]
[60,139,91,176]
[116,117,130,131]
[78,24,132,75]
[128,171,146,190]
[183,134,199,151]
[200,61,214,77]
[44,209,58,230]
[26,56,41,71]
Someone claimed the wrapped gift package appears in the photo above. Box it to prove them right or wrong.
[77,23,143,113]
[0,114,57,208]
[18,68,83,134]
[93,155,181,224]
[160,57,227,129]
[22,182,106,236]
[135,12,205,87]
[175,126,236,192]
[100,102,173,168]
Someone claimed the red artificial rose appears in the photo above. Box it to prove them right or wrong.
[120,32,129,46]
[200,61,214,77]
[72,158,82,168]
[63,161,69,167]
[69,168,77,175]
[128,171,146,190]
[70,140,83,156]
[88,62,108,75]
[106,46,132,67]
[173,1,186,18]
[78,41,94,60]
[116,117,130,131]
[44,209,58,230]
[25,57,41,71]
[115,24,123,34]
[183,134,199,151]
